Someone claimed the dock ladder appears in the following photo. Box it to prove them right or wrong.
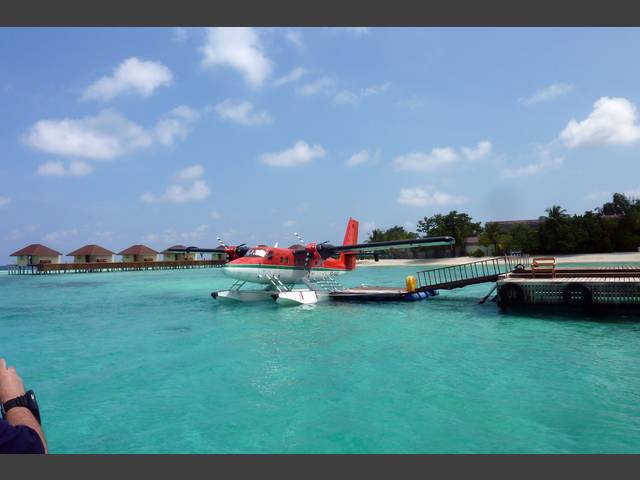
[415,255,530,291]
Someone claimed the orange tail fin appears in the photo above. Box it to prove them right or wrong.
[340,218,359,270]
[342,217,359,245]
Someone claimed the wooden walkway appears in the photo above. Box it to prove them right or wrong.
[415,255,530,291]
[7,259,225,275]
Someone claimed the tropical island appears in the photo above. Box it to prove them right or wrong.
[362,193,640,263]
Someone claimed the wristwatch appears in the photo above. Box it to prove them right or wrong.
[1,390,41,425]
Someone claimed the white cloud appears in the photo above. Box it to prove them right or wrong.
[210,210,221,219]
[142,180,210,204]
[333,91,359,105]
[259,141,326,167]
[142,165,211,204]
[6,225,37,241]
[173,164,204,181]
[396,97,426,110]
[214,99,272,126]
[43,228,79,243]
[397,187,467,207]
[155,105,201,147]
[0,196,9,208]
[346,149,381,167]
[586,191,611,201]
[170,105,201,122]
[331,27,370,36]
[23,110,153,160]
[24,107,200,164]
[172,27,189,43]
[624,186,640,199]
[559,97,640,148]
[334,82,390,105]
[500,156,564,178]
[200,27,272,88]
[362,221,377,233]
[519,82,575,106]
[83,57,173,101]
[297,76,336,96]
[461,141,492,161]
[36,160,94,177]
[284,30,304,48]
[393,140,493,172]
[272,67,308,87]
[282,220,296,227]
[392,148,459,172]
[94,230,114,240]
[145,224,209,244]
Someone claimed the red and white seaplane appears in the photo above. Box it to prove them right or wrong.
[174,218,454,306]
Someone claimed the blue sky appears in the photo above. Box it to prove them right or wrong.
[2,27,640,263]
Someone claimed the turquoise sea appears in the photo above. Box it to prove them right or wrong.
[1,265,640,453]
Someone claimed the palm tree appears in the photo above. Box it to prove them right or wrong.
[545,205,568,221]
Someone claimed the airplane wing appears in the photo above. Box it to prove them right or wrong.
[166,247,228,253]
[317,236,455,257]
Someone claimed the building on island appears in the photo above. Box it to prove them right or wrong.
[10,244,63,265]
[67,244,115,263]
[464,236,491,256]
[485,219,543,233]
[162,245,195,262]
[118,245,159,263]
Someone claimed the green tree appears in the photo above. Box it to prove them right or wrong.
[545,205,568,221]
[598,192,633,216]
[509,224,539,253]
[479,222,512,255]
[367,226,417,242]
[417,211,480,256]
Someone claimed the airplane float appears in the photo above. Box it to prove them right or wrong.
[171,218,454,306]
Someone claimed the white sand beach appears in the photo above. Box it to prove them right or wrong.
[357,252,640,267]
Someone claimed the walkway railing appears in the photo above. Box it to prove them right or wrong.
[416,254,530,291]
[8,259,225,275]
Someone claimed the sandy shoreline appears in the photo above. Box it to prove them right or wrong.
[357,252,640,267]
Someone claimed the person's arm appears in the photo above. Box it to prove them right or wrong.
[0,358,47,453]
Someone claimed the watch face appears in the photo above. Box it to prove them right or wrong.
[26,390,38,409]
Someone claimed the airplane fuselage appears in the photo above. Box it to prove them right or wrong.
[221,244,352,285]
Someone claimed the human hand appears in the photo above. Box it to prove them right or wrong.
[0,358,26,404]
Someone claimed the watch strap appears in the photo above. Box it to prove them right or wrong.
[1,390,41,424]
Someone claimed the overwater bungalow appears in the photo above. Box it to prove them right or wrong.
[10,244,63,266]
[162,245,195,262]
[118,245,159,263]
[67,244,115,263]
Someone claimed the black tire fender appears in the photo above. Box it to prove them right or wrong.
[562,283,592,306]
[499,282,525,306]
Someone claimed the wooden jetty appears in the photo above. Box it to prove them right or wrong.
[413,255,640,309]
[496,267,640,308]
[7,259,225,275]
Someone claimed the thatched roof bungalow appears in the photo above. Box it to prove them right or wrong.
[67,244,115,263]
[118,245,159,263]
[11,244,62,266]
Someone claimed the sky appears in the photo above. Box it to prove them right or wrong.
[2,27,640,263]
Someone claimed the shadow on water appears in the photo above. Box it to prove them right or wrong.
[36,280,110,288]
[498,305,640,324]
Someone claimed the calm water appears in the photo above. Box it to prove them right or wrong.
[1,265,640,453]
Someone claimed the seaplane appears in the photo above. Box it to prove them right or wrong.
[173,218,454,306]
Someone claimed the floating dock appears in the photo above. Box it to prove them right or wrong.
[7,259,225,275]
[411,255,640,310]
[496,267,640,309]
[328,286,436,302]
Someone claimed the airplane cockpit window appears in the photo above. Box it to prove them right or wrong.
[246,248,268,257]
